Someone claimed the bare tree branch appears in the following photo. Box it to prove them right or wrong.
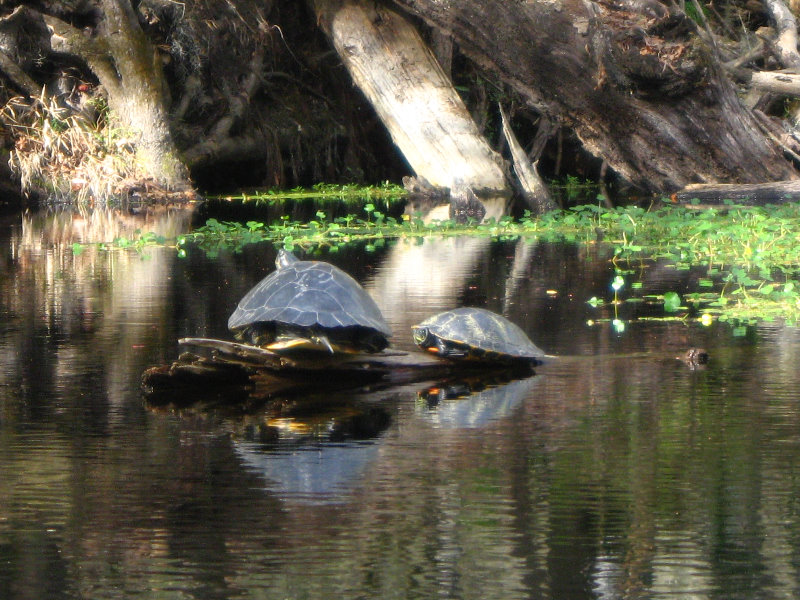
[182,48,266,166]
[499,105,554,213]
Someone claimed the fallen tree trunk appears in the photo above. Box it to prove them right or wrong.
[392,0,799,193]
[764,0,800,71]
[672,179,800,204]
[745,71,800,97]
[312,0,507,192]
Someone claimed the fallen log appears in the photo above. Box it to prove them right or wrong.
[393,0,799,193]
[312,0,507,192]
[141,337,535,407]
[740,70,800,96]
[763,0,800,71]
[671,179,800,205]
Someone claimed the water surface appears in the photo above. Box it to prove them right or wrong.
[1,206,799,599]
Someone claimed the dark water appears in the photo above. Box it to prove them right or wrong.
[1,206,800,599]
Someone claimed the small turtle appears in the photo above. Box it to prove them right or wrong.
[228,250,391,354]
[412,307,545,365]
[677,347,709,369]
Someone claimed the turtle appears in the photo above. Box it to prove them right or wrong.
[412,307,545,365]
[228,250,391,354]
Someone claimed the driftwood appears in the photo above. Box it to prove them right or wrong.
[141,337,535,407]
[763,0,800,71]
[672,179,800,204]
[744,70,800,96]
[312,0,507,192]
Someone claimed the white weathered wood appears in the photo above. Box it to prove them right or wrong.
[763,0,800,70]
[498,105,554,213]
[749,70,800,96]
[674,179,800,204]
[315,0,507,192]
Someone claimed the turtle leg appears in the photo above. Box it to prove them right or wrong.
[436,338,450,356]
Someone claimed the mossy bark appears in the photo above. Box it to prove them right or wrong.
[44,0,191,191]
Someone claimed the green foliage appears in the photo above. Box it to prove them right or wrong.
[684,0,711,26]
[663,291,682,312]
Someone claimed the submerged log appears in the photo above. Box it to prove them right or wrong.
[312,0,507,192]
[141,337,535,406]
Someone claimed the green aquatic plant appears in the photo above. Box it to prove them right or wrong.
[206,181,407,205]
[663,291,682,312]
[70,198,800,326]
[611,274,625,304]
[185,201,800,324]
[70,228,170,257]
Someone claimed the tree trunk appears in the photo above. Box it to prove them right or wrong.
[392,0,799,194]
[45,0,191,190]
[312,0,507,192]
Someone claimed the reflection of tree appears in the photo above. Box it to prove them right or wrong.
[0,208,193,411]
[367,231,617,357]
[21,206,194,246]
[0,207,199,499]
[514,343,800,598]
[368,196,513,351]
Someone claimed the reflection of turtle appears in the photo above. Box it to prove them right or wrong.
[234,405,392,503]
[412,307,545,364]
[228,250,391,353]
[417,373,539,429]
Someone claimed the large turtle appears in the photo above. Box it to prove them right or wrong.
[412,307,545,365]
[228,250,391,353]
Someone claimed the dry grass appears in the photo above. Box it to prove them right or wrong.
[0,92,144,202]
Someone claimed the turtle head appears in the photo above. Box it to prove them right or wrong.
[412,327,453,356]
[412,326,433,348]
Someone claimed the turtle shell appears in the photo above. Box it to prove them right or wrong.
[228,250,391,352]
[412,307,544,363]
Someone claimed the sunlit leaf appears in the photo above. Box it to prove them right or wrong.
[663,291,681,312]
